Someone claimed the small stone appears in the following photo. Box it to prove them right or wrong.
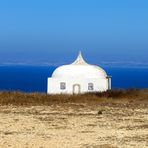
[97,110,103,115]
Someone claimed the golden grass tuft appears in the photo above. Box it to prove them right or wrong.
[0,89,147,106]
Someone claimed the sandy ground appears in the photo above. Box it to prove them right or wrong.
[0,101,147,148]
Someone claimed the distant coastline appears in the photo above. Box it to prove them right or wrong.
[1,61,148,68]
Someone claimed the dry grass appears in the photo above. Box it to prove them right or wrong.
[0,89,147,147]
[0,89,148,106]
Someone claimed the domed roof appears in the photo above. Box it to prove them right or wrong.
[52,51,107,79]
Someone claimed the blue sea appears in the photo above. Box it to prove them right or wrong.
[0,66,148,93]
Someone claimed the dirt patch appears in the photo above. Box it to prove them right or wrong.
[0,90,147,147]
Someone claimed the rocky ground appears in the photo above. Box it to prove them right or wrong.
[0,98,147,148]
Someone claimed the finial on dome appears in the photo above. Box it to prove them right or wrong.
[78,50,83,58]
[72,51,88,65]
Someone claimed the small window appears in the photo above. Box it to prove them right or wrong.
[60,82,66,90]
[88,83,94,90]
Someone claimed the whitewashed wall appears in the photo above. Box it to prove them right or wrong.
[47,77,109,94]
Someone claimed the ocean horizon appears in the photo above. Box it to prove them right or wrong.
[0,65,148,93]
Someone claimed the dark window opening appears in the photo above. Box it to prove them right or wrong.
[88,83,94,90]
[60,82,66,90]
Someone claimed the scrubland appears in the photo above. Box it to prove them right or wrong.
[0,89,147,148]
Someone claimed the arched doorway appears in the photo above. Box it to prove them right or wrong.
[73,84,81,94]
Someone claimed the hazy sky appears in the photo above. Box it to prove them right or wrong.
[0,0,148,66]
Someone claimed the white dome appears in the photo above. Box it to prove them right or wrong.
[52,52,107,79]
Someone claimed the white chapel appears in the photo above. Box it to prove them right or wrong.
[47,52,111,94]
